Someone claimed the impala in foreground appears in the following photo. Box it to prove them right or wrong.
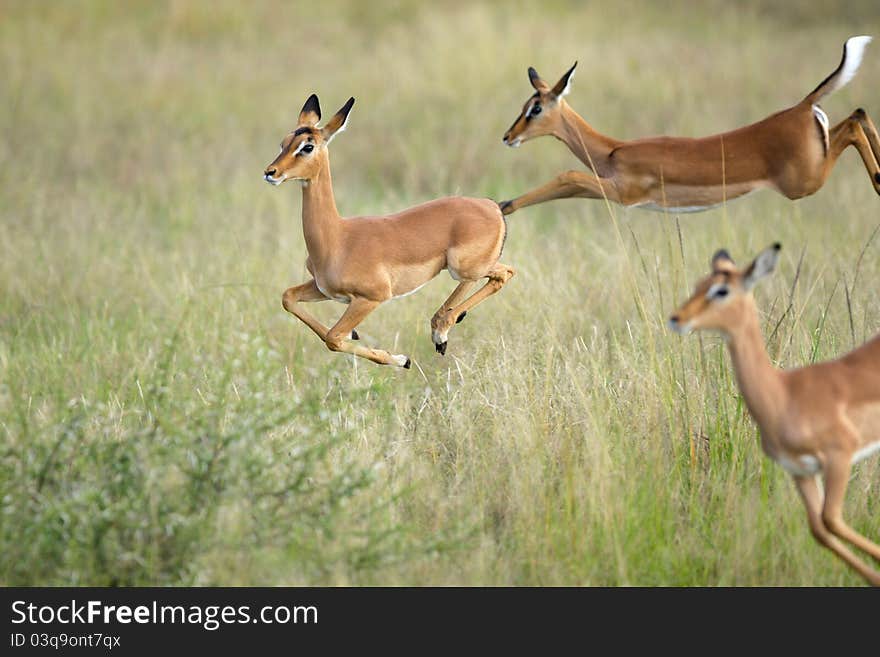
[264,95,514,368]
[669,244,880,585]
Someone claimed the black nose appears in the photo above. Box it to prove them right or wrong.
[266,168,277,177]
[669,314,680,324]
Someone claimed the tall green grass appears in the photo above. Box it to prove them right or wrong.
[1,0,879,585]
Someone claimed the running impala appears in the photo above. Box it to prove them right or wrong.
[264,95,514,368]
[499,36,879,215]
[669,244,880,585]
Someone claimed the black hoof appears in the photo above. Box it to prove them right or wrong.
[351,329,359,340]
[498,200,513,215]
[403,357,411,369]
[456,311,467,324]
[435,341,447,356]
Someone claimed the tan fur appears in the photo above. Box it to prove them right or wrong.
[669,245,880,585]
[500,46,880,215]
[265,96,514,368]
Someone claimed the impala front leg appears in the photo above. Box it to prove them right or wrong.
[325,297,411,368]
[498,170,620,215]
[282,280,332,339]
[820,453,880,565]
[794,474,880,586]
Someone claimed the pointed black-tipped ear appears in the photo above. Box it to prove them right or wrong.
[743,243,782,290]
[322,97,355,144]
[528,67,549,92]
[550,61,577,98]
[298,94,321,127]
[711,248,736,270]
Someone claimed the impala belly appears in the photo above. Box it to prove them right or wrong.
[636,201,726,213]
[314,278,351,304]
[775,452,822,476]
[852,441,880,465]
[634,185,761,213]
[389,256,445,299]
[848,402,880,464]
[392,281,428,300]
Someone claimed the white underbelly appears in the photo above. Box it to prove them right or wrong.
[315,280,351,304]
[392,281,427,300]
[633,188,761,214]
[775,453,822,476]
[852,440,880,465]
[635,201,724,213]
[772,441,879,475]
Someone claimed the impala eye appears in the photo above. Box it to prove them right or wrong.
[707,284,729,300]
[300,143,314,155]
[528,104,542,118]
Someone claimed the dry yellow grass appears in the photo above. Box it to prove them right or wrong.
[1,0,879,585]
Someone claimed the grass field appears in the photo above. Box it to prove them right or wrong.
[2,0,880,585]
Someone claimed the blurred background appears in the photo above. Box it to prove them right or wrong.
[2,0,879,585]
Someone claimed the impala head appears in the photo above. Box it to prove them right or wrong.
[502,62,577,148]
[668,243,782,336]
[263,94,355,186]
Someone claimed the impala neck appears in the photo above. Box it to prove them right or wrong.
[556,103,619,176]
[724,297,785,432]
[300,158,341,264]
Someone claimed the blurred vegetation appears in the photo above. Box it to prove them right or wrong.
[1,0,879,584]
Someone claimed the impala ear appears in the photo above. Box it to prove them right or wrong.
[322,97,355,144]
[550,61,577,98]
[743,243,782,290]
[298,94,321,127]
[711,248,736,272]
[528,67,549,93]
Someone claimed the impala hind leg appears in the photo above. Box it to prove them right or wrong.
[325,298,411,368]
[854,109,880,192]
[828,110,880,194]
[794,475,880,586]
[430,280,476,355]
[431,264,515,355]
[498,170,620,215]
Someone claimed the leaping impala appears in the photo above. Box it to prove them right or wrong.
[499,36,880,216]
[669,244,880,586]
[264,94,514,368]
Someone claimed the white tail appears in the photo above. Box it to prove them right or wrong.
[806,35,872,103]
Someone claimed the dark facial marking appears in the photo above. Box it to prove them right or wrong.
[294,126,315,137]
[711,249,734,267]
